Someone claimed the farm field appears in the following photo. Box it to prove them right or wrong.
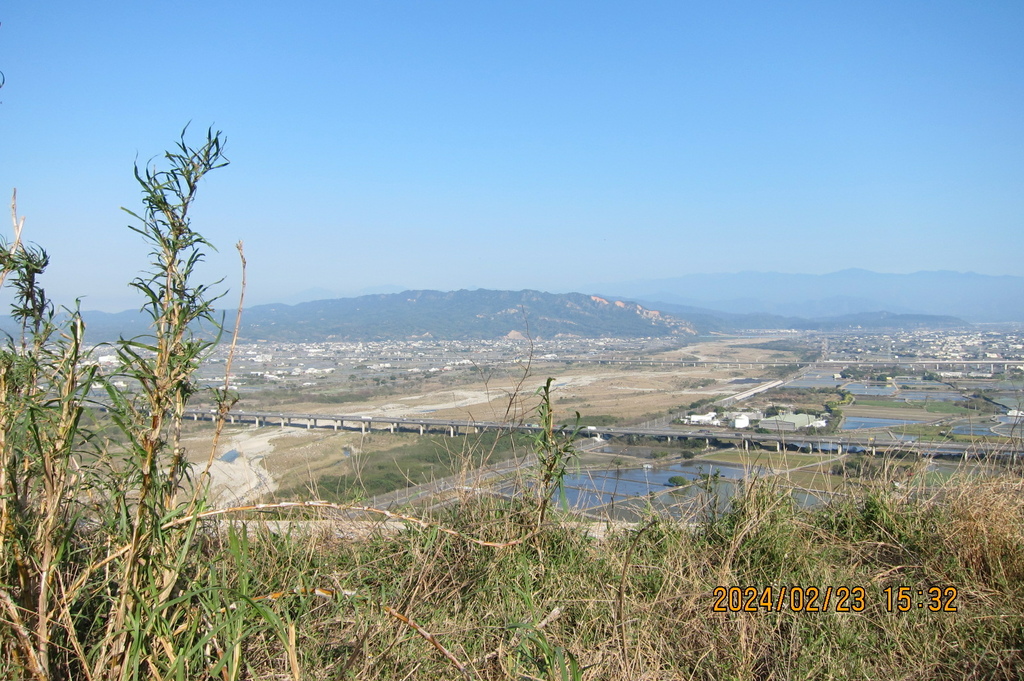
[854,398,986,415]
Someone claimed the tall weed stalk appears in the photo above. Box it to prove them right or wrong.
[0,194,98,680]
[531,378,581,528]
[90,126,232,679]
[0,129,255,681]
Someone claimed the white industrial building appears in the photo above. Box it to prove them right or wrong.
[688,412,721,426]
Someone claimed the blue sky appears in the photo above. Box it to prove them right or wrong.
[2,1,1022,311]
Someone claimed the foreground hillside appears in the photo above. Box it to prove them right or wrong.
[63,475,1021,680]
[313,477,1018,679]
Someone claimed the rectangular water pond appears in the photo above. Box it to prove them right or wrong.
[844,384,898,396]
[841,416,927,430]
[554,461,770,512]
[553,461,828,521]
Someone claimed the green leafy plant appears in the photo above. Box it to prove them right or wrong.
[508,623,582,681]
[0,129,269,681]
[531,377,581,527]
[87,126,236,679]
[0,194,99,680]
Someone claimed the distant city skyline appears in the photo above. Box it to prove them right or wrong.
[2,1,1022,312]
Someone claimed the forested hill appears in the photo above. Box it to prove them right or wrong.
[236,289,695,341]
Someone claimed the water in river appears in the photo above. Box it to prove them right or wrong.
[551,460,828,521]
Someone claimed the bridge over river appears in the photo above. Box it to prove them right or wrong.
[183,409,1020,459]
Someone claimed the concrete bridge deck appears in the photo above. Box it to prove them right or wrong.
[182,408,1021,459]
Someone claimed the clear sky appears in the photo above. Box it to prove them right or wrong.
[2,1,1022,311]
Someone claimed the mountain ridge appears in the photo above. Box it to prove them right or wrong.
[236,289,694,342]
[47,288,969,343]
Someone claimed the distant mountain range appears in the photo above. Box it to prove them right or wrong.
[236,289,693,341]
[4,269,1004,343]
[591,269,1024,323]
[63,291,964,344]
[642,303,965,333]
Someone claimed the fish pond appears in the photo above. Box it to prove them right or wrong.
[841,416,928,430]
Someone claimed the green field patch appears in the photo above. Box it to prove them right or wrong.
[922,401,978,414]
[844,405,936,421]
[776,466,847,491]
[855,398,994,416]
[854,398,974,414]
[918,461,1008,485]
[888,423,1013,444]
[277,431,532,501]
[854,399,923,409]
[702,450,823,471]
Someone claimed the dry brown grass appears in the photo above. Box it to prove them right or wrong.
[190,473,1024,680]
[939,478,1024,585]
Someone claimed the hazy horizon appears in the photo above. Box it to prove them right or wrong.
[50,268,1023,321]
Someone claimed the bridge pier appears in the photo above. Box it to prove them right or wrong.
[419,425,424,435]
[448,426,455,437]
[389,423,395,433]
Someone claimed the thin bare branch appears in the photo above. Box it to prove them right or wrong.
[196,241,247,498]
[1,189,26,291]
[384,605,472,677]
[0,587,47,681]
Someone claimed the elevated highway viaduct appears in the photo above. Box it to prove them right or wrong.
[183,409,1019,459]
[513,358,1022,372]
